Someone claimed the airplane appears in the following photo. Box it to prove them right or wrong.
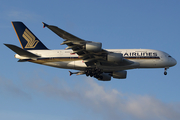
[4,21,177,81]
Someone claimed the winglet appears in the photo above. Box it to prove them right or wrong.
[42,22,48,28]
[69,71,73,76]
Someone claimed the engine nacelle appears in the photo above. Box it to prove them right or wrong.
[85,42,102,52]
[112,71,127,79]
[107,53,123,63]
[98,73,111,81]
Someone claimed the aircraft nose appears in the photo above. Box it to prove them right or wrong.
[173,58,177,66]
[170,58,177,66]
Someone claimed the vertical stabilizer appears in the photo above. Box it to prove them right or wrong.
[12,21,48,50]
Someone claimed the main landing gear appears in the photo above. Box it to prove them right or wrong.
[85,68,103,79]
[69,68,104,79]
[164,67,168,75]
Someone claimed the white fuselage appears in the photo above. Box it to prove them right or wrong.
[15,49,177,72]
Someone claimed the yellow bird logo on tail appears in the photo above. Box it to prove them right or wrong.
[22,29,39,48]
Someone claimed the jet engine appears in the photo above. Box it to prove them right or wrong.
[112,71,127,79]
[85,42,102,52]
[107,53,123,63]
[97,73,111,81]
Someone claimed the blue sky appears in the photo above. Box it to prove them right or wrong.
[0,0,180,120]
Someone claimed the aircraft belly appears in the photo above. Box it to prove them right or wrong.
[41,61,72,69]
[135,59,164,68]
[74,60,87,69]
[38,60,86,69]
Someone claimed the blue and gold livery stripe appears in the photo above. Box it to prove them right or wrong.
[124,56,160,59]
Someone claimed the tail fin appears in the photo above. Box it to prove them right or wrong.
[12,21,48,50]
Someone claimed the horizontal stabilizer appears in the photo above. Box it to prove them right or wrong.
[4,44,40,58]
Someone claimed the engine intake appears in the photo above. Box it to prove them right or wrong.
[85,42,102,52]
[107,53,123,63]
[112,71,127,79]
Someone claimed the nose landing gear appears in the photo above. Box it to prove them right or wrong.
[164,67,168,75]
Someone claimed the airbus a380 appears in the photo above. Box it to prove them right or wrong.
[4,22,177,81]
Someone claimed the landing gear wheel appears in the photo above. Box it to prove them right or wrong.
[98,76,103,80]
[86,73,89,77]
[90,74,93,77]
[164,67,168,75]
[85,68,103,78]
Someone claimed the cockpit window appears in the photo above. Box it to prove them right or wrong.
[168,55,172,57]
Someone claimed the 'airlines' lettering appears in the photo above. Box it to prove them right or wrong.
[123,52,157,57]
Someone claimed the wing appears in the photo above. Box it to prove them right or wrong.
[42,22,133,67]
